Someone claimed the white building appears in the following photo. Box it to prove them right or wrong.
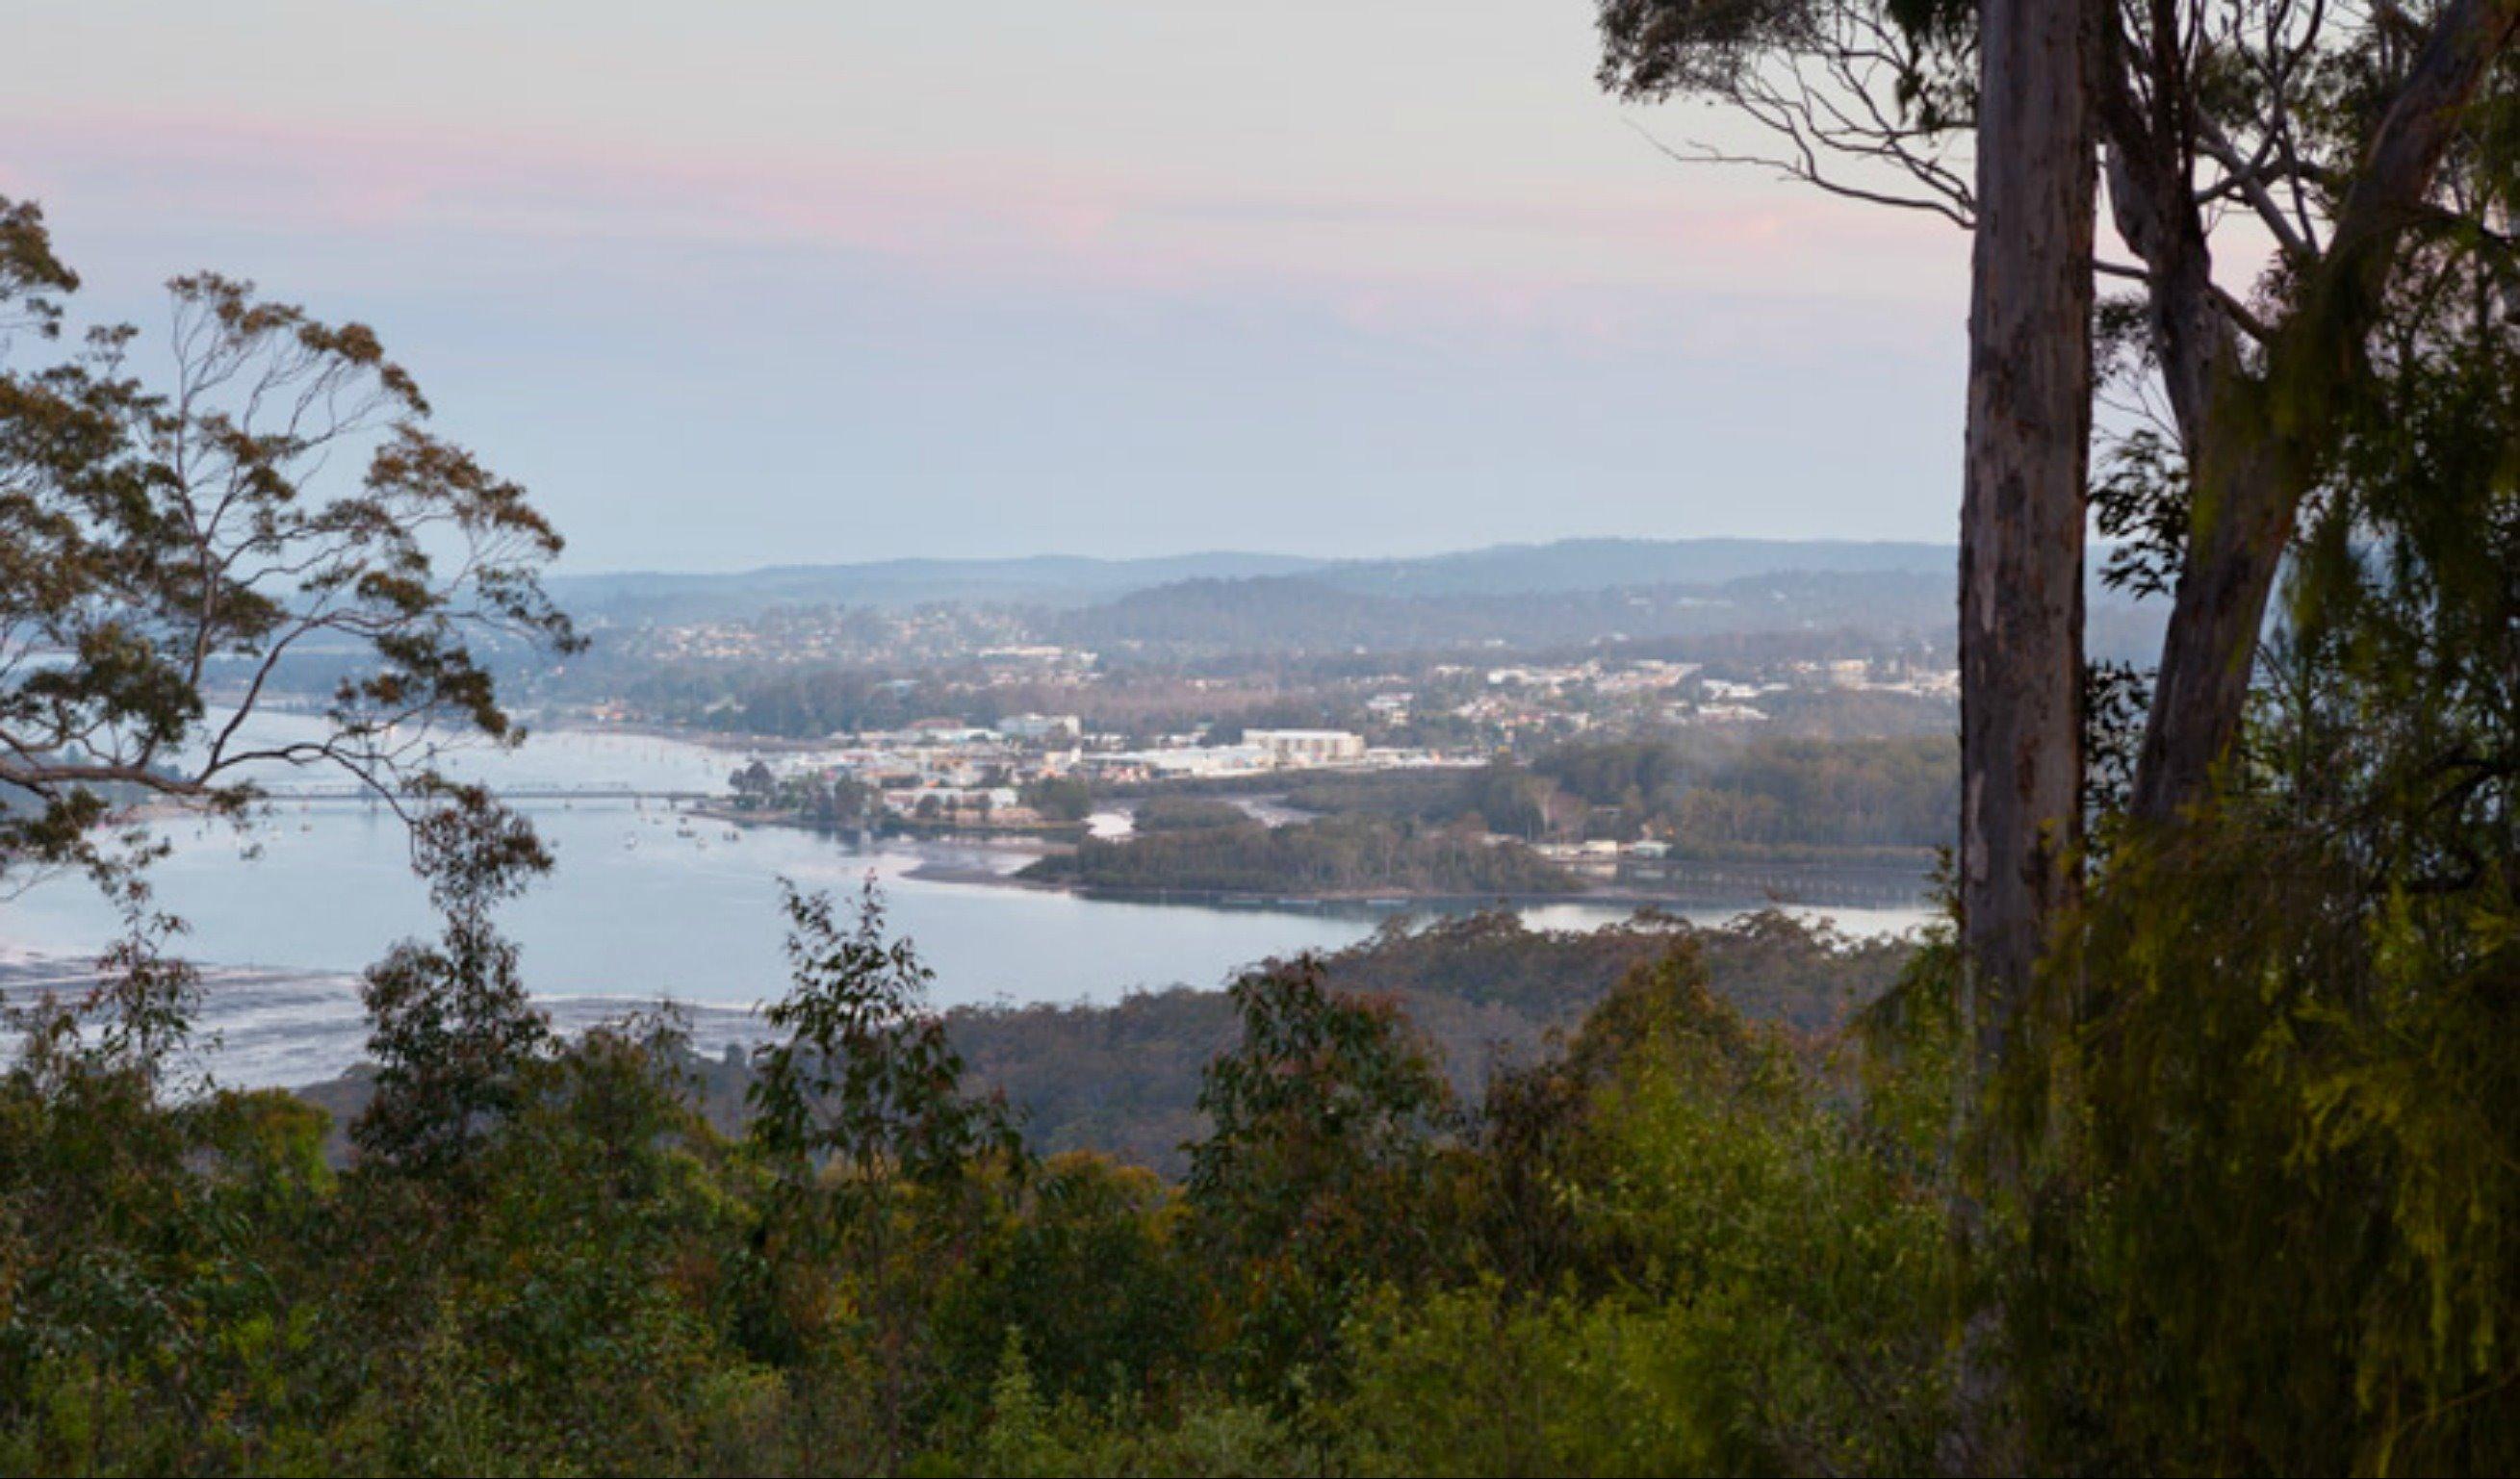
[1246,728,1367,766]
[996,712,1083,743]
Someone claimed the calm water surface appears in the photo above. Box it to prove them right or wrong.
[2,723,1930,1084]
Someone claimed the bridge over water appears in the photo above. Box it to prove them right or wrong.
[257,785,721,804]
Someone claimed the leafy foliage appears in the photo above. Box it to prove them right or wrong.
[744,879,1025,1458]
[750,879,1023,1206]
[0,198,579,894]
[1187,956,1459,1396]
[1992,166,2520,1471]
[353,782,554,1173]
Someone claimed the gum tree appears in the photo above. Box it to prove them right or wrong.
[1599,0,2096,1136]
[0,196,580,893]
[1596,0,2520,1040]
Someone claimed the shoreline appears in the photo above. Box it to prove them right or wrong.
[900,849,1933,915]
[678,803,1934,915]
[64,714,1933,928]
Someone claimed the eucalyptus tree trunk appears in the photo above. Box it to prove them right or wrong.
[2126,0,2520,824]
[1946,4,2098,1464]
[1959,0,2095,1084]
[2127,429,2294,821]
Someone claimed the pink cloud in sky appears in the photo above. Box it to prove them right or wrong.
[2,106,1963,343]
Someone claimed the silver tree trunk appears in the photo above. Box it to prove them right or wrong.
[1960,0,2095,1072]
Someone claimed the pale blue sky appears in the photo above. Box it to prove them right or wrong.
[1,1,1968,572]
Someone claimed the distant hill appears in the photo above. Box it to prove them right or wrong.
[1051,569,1965,655]
[551,538,1962,625]
[530,537,2177,669]
[1306,538,1957,598]
[549,551,1330,623]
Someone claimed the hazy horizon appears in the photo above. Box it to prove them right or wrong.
[556,532,1964,582]
[3,2,1970,575]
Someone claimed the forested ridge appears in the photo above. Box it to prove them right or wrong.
[1020,814,1588,897]
[1026,735,1954,899]
[1279,736,1959,853]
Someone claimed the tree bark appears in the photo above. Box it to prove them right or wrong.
[1960,0,2096,1074]
[2128,0,2520,823]
[1948,7,2099,1464]
[2093,4,2229,452]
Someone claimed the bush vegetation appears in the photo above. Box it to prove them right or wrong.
[0,859,1959,1475]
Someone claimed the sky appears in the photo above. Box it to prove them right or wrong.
[0,1,1970,573]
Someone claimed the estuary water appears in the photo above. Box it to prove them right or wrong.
[1,723,1932,1086]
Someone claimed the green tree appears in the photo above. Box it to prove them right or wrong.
[1187,956,1457,1397]
[730,758,776,809]
[1598,0,2520,824]
[747,879,1024,1457]
[352,781,554,1175]
[1022,774,1093,823]
[2005,214,2520,1470]
[0,196,579,893]
[930,1154,1197,1419]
